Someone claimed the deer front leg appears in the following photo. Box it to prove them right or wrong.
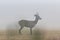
[30,28,32,35]
[19,26,24,34]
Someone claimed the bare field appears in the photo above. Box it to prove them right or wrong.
[0,30,60,40]
[45,30,60,40]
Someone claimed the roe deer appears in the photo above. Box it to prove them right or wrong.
[18,12,42,35]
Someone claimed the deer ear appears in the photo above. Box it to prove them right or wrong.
[34,14,36,16]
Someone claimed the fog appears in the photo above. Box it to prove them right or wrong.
[0,0,60,30]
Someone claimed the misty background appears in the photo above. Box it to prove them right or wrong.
[0,0,60,30]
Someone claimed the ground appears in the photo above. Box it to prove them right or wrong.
[0,30,60,40]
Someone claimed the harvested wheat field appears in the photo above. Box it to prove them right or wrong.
[0,30,60,40]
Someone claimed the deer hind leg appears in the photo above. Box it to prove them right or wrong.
[19,26,24,34]
[30,28,32,35]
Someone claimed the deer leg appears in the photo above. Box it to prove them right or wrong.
[19,26,24,34]
[30,28,32,35]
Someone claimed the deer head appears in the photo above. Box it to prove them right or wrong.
[34,12,42,20]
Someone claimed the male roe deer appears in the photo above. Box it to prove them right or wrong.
[18,12,42,35]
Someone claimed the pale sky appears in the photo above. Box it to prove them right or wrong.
[0,0,60,30]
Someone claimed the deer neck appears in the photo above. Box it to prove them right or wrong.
[34,17,39,24]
